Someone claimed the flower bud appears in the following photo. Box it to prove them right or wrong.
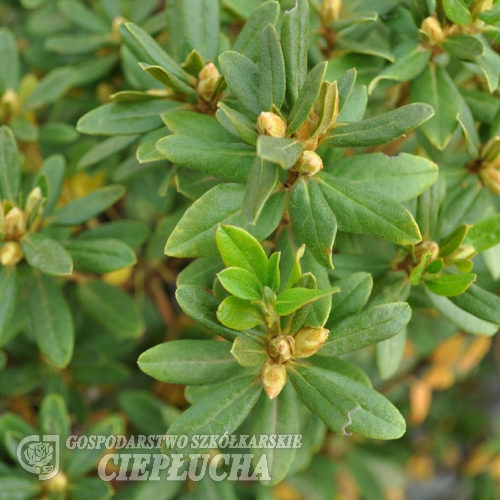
[261,360,287,399]
[0,89,21,121]
[421,17,444,45]
[482,136,500,167]
[257,112,287,138]
[111,16,127,42]
[0,241,24,267]
[448,244,476,261]
[295,151,323,176]
[415,240,440,262]
[43,471,68,494]
[197,63,220,102]
[267,335,295,363]
[25,186,43,218]
[320,0,343,25]
[294,328,329,359]
[480,166,500,195]
[4,207,27,240]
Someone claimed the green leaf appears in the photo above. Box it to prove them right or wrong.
[122,23,192,83]
[250,384,299,485]
[443,0,472,25]
[45,33,111,55]
[337,68,357,113]
[182,0,219,62]
[77,280,144,338]
[176,285,241,341]
[410,252,434,286]
[77,100,180,135]
[287,62,327,135]
[218,267,262,299]
[442,35,484,60]
[289,176,337,269]
[50,185,125,226]
[467,214,500,252]
[325,153,438,202]
[58,1,109,33]
[138,340,241,385]
[439,224,470,257]
[317,173,422,245]
[164,375,262,458]
[287,364,406,439]
[217,296,264,330]
[320,302,411,356]
[376,328,407,380]
[177,256,224,288]
[275,287,339,316]
[234,1,281,62]
[139,63,196,94]
[256,136,304,169]
[64,238,136,274]
[266,252,281,292]
[40,393,70,443]
[216,102,258,145]
[0,28,20,92]
[156,135,254,182]
[259,23,286,111]
[426,289,498,335]
[311,356,372,387]
[242,157,279,224]
[219,51,260,115]
[230,336,267,367]
[281,0,309,106]
[424,273,476,297]
[368,47,430,94]
[0,267,17,344]
[165,184,285,258]
[0,476,40,500]
[449,285,500,325]
[20,233,73,276]
[77,220,150,249]
[322,103,434,148]
[78,135,139,170]
[68,477,113,500]
[23,67,75,111]
[0,126,21,205]
[478,4,500,23]
[410,64,461,150]
[326,272,373,327]
[29,274,74,368]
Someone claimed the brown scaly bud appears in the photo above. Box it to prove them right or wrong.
[480,166,500,195]
[420,17,444,45]
[320,0,343,25]
[268,335,295,364]
[261,360,287,399]
[415,240,440,262]
[4,207,27,240]
[295,151,324,176]
[0,241,24,267]
[294,328,329,359]
[197,63,220,102]
[294,110,320,150]
[257,112,287,138]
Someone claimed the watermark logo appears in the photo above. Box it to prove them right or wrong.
[17,435,60,480]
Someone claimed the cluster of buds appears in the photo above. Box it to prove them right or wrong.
[261,328,329,399]
[479,136,500,195]
[197,63,220,102]
[319,0,343,26]
[0,186,44,267]
[420,17,445,46]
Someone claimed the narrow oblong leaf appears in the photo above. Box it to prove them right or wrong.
[443,0,472,25]
[442,35,484,60]
[287,364,406,439]
[50,185,125,226]
[322,103,434,148]
[234,1,281,61]
[217,296,264,330]
[275,287,339,316]
[320,303,412,356]
[259,23,286,111]
[77,281,144,338]
[231,336,267,367]
[164,375,262,458]
[29,274,74,368]
[449,285,500,325]
[467,214,500,252]
[256,136,304,170]
[138,340,241,385]
[21,233,73,276]
[317,173,422,245]
[0,126,21,204]
[216,102,258,145]
[219,51,261,115]
[0,28,20,91]
[182,0,219,62]
[0,267,16,343]
[289,176,337,269]
[424,273,476,297]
